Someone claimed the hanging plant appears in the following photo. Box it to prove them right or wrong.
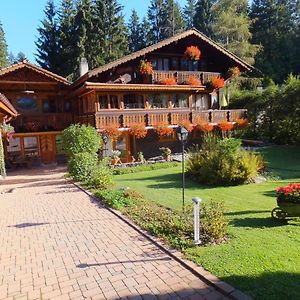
[218,121,234,132]
[184,46,201,61]
[159,77,177,85]
[154,122,174,137]
[179,120,193,132]
[0,123,15,140]
[104,125,120,140]
[138,60,153,75]
[235,118,249,129]
[185,76,202,86]
[194,122,215,132]
[228,66,241,78]
[0,136,5,179]
[129,124,147,139]
[209,76,225,90]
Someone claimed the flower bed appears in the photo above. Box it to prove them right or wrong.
[276,183,300,204]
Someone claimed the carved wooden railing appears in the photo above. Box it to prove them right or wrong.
[152,71,221,84]
[95,109,247,129]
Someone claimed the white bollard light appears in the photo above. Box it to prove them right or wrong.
[192,197,202,245]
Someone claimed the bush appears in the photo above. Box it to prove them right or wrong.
[94,189,135,209]
[62,124,102,156]
[68,152,97,181]
[112,162,179,175]
[187,134,264,185]
[85,159,113,190]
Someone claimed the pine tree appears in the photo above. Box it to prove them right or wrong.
[0,21,8,68]
[212,0,260,65]
[250,0,297,81]
[15,52,27,62]
[147,0,166,42]
[92,0,128,66]
[193,0,215,37]
[162,0,185,38]
[140,17,152,48]
[128,10,144,52]
[35,0,61,73]
[183,0,196,29]
[57,0,77,79]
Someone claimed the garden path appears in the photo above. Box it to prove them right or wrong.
[0,166,227,300]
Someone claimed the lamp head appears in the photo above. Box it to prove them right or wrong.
[176,126,189,143]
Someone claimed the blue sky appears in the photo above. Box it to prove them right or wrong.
[0,0,187,63]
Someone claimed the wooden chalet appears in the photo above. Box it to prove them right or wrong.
[1,28,251,165]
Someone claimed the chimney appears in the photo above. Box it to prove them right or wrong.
[79,57,89,77]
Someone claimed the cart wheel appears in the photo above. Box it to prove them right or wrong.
[271,207,287,220]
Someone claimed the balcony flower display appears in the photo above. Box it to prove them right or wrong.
[154,122,174,137]
[179,120,194,132]
[185,76,202,86]
[0,123,15,140]
[104,125,120,140]
[209,76,225,90]
[228,66,241,78]
[138,60,153,75]
[159,77,177,85]
[276,183,300,204]
[218,121,234,132]
[235,118,249,129]
[194,122,215,132]
[129,124,147,139]
[184,46,201,61]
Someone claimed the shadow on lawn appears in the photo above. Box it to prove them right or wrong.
[224,271,300,300]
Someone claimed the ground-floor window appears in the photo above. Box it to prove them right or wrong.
[124,94,144,109]
[147,94,169,109]
[172,94,189,108]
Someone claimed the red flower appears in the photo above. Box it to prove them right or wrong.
[210,77,225,89]
[185,76,202,86]
[159,77,177,85]
[194,122,215,132]
[104,125,120,140]
[179,120,193,132]
[235,118,249,129]
[138,60,153,75]
[218,121,234,132]
[129,124,147,139]
[228,66,241,78]
[155,122,174,137]
[184,46,201,61]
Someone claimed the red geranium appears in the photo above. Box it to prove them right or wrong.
[235,118,249,129]
[129,124,147,139]
[104,125,120,140]
[179,120,193,132]
[184,46,201,61]
[186,76,202,86]
[194,122,215,132]
[138,60,153,75]
[228,66,241,78]
[155,122,174,137]
[159,77,177,85]
[276,183,300,203]
[218,121,234,132]
[210,77,225,89]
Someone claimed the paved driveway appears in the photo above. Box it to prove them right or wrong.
[0,167,226,300]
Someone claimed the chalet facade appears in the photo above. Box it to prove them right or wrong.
[1,29,251,165]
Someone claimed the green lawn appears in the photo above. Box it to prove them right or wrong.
[114,145,300,300]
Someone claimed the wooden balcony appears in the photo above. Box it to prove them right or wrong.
[95,109,247,129]
[152,71,221,85]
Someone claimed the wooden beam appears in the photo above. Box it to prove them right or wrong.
[0,80,59,85]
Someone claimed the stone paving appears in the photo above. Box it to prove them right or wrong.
[0,167,227,300]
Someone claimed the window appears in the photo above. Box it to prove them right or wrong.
[43,100,56,113]
[148,94,169,108]
[124,94,144,109]
[99,95,109,109]
[115,135,127,159]
[156,58,169,71]
[24,136,39,158]
[64,100,71,112]
[110,95,118,109]
[170,58,179,70]
[172,94,189,108]
[192,94,209,110]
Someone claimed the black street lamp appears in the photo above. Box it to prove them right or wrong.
[176,126,189,212]
[102,133,109,157]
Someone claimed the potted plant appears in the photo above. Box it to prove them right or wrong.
[159,77,177,85]
[185,76,202,86]
[208,76,225,90]
[272,183,300,219]
[227,66,241,78]
[104,125,120,141]
[111,150,121,165]
[138,60,153,75]
[159,147,172,161]
[179,120,194,133]
[218,121,234,137]
[184,46,201,61]
[194,122,215,132]
[129,124,148,139]
[0,123,15,141]
[154,122,174,137]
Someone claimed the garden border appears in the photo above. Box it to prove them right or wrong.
[72,180,252,300]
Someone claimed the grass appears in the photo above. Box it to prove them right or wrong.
[114,145,300,300]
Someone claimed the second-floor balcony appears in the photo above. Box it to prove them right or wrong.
[95,109,247,130]
[152,71,221,85]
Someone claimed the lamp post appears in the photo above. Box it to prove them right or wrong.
[102,134,109,158]
[176,126,189,212]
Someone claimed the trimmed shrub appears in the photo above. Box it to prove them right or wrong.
[85,159,113,190]
[62,124,102,156]
[94,189,135,209]
[187,134,264,185]
[68,152,97,181]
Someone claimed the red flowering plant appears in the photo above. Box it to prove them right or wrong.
[179,120,194,132]
[209,76,225,90]
[154,122,174,137]
[185,76,202,86]
[218,121,234,135]
[184,46,201,61]
[227,66,241,78]
[194,122,215,132]
[235,118,249,129]
[103,125,120,140]
[276,183,300,204]
[129,124,147,139]
[0,123,15,141]
[138,60,153,75]
[159,77,177,85]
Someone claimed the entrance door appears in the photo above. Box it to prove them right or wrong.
[40,134,55,164]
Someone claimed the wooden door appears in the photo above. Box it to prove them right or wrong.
[39,134,55,164]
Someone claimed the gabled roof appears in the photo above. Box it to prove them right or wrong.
[0,61,70,85]
[0,93,18,117]
[75,28,255,85]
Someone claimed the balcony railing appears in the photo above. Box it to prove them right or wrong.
[152,71,221,85]
[95,109,247,129]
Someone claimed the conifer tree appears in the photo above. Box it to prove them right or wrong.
[0,21,8,68]
[15,52,27,62]
[212,0,260,65]
[128,10,144,52]
[183,0,196,29]
[35,0,61,73]
[193,0,215,37]
[147,0,166,42]
[140,17,153,48]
